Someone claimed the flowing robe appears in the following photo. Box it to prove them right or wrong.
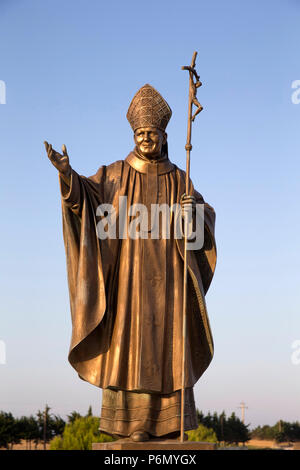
[59,150,216,436]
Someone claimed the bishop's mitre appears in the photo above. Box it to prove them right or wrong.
[127,84,172,132]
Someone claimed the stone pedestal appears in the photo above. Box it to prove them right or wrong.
[92,439,216,450]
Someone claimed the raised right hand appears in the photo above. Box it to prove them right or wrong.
[44,141,71,176]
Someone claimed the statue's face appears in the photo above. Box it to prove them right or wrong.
[134,127,167,159]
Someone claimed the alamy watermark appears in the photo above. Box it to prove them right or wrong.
[95,197,205,250]
[0,340,6,364]
[291,80,300,104]
[0,80,6,104]
[291,339,300,365]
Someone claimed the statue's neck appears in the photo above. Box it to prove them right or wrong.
[126,151,174,175]
[134,147,167,163]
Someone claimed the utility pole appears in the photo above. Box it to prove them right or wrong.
[220,413,224,442]
[238,402,248,424]
[43,404,48,450]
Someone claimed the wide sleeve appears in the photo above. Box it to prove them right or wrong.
[59,166,108,381]
[174,167,217,296]
[194,189,217,294]
[59,166,106,216]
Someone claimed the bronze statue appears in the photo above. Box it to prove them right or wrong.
[45,81,216,443]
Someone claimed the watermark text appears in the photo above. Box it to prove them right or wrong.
[0,80,6,104]
[291,80,300,104]
[0,340,6,364]
[291,339,300,365]
[96,197,205,250]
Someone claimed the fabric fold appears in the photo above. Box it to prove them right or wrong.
[59,152,216,393]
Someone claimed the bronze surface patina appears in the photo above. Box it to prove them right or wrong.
[45,83,216,442]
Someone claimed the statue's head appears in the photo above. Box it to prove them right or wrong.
[127,84,172,159]
[133,127,166,159]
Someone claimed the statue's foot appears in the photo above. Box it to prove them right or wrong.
[130,431,150,442]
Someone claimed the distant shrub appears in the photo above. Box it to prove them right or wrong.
[187,423,218,443]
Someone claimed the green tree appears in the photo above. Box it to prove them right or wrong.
[67,411,82,423]
[50,416,114,450]
[196,409,250,445]
[35,406,66,448]
[251,424,277,440]
[225,412,250,445]
[50,415,66,437]
[16,415,39,450]
[251,421,300,443]
[274,421,300,443]
[36,405,51,448]
[0,412,20,449]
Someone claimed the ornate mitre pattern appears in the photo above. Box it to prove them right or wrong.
[127,84,172,132]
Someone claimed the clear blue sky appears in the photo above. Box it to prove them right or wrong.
[0,0,299,429]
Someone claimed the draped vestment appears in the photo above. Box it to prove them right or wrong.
[59,151,216,436]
